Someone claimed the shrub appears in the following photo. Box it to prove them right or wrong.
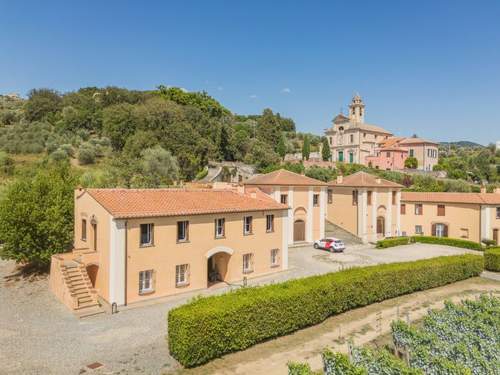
[481,238,497,247]
[484,248,500,272]
[287,362,317,375]
[195,168,208,181]
[412,236,483,251]
[168,255,483,367]
[50,149,70,161]
[77,145,96,165]
[376,237,411,249]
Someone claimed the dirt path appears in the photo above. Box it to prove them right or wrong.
[173,277,500,375]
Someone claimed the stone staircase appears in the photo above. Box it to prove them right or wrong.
[61,261,103,318]
[325,220,363,246]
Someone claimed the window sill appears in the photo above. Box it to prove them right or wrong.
[215,235,226,240]
[244,232,253,236]
[266,230,274,234]
[243,270,254,274]
[176,239,190,244]
[139,289,155,296]
[139,243,154,248]
[271,264,280,268]
[175,282,190,288]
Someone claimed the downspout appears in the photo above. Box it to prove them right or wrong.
[124,220,128,306]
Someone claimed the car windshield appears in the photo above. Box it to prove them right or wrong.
[334,240,343,244]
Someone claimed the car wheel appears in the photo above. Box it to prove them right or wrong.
[313,243,319,249]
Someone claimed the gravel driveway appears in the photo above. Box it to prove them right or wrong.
[0,243,481,375]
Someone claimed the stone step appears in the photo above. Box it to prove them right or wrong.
[75,305,105,319]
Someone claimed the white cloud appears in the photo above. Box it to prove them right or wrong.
[249,94,258,99]
[281,87,291,94]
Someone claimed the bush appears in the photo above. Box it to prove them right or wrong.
[168,255,483,367]
[482,238,497,247]
[376,237,411,249]
[287,362,317,375]
[484,248,500,272]
[77,145,96,165]
[412,236,483,251]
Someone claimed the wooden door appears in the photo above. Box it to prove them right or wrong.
[376,217,385,235]
[294,220,305,242]
[494,229,499,245]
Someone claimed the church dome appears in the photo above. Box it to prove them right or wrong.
[332,113,349,124]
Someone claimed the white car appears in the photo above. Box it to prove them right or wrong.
[313,237,345,252]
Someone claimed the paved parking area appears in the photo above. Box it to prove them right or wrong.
[0,243,483,374]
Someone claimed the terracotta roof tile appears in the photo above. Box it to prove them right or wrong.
[401,192,500,205]
[398,137,439,146]
[85,188,287,219]
[328,171,403,188]
[244,169,327,186]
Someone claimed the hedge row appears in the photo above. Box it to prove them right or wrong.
[484,248,500,272]
[412,236,483,251]
[167,255,483,367]
[375,236,484,251]
[376,237,411,248]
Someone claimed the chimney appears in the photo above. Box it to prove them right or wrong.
[336,175,343,184]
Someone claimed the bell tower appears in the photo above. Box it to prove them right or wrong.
[348,93,365,123]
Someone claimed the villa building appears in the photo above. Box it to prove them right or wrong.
[400,192,500,243]
[50,188,288,314]
[326,172,403,243]
[325,94,439,171]
[244,169,327,244]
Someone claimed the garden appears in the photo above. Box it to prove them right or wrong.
[289,294,500,374]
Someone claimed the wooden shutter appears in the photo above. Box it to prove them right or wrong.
[431,224,437,236]
[401,204,406,215]
[443,225,448,238]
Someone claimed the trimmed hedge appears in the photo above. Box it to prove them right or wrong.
[484,247,500,272]
[412,236,483,251]
[376,237,411,249]
[168,255,483,367]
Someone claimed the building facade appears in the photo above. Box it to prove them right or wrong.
[400,192,500,243]
[326,172,403,243]
[244,169,327,244]
[50,188,288,313]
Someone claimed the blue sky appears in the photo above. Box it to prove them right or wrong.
[1,1,499,145]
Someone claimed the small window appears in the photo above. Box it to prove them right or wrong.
[215,218,225,238]
[243,216,253,235]
[392,191,397,205]
[271,249,279,267]
[415,225,423,235]
[243,253,254,273]
[386,152,391,157]
[139,270,154,294]
[460,228,469,239]
[496,207,500,219]
[409,149,414,157]
[175,264,189,287]
[352,190,358,205]
[400,204,406,215]
[266,214,274,232]
[415,204,423,215]
[367,191,372,206]
[140,223,154,246]
[81,219,87,241]
[437,205,445,216]
[327,189,333,204]
[177,221,189,242]
[350,134,354,143]
[313,194,319,206]
[280,194,288,204]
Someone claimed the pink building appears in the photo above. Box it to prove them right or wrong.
[365,146,408,171]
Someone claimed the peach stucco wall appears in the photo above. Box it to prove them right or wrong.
[489,206,500,244]
[400,201,481,242]
[124,210,286,304]
[327,186,358,235]
[73,191,112,302]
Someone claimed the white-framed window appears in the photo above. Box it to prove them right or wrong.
[415,225,423,235]
[313,194,319,206]
[243,216,253,235]
[243,253,254,274]
[177,221,189,242]
[175,264,189,287]
[271,248,279,267]
[280,194,288,204]
[266,214,274,232]
[139,270,154,294]
[415,204,423,215]
[81,219,87,241]
[435,223,447,238]
[327,189,333,204]
[215,218,225,238]
[140,223,154,246]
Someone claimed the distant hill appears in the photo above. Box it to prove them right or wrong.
[440,141,484,149]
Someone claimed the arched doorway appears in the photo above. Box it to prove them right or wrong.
[376,216,385,235]
[86,264,98,288]
[294,220,306,242]
[205,247,233,286]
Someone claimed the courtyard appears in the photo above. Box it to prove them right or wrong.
[0,243,491,375]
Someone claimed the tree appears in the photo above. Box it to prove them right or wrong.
[137,146,179,187]
[24,88,62,122]
[276,135,287,159]
[302,135,311,160]
[0,162,77,268]
[321,137,331,161]
[102,103,137,150]
[305,166,335,182]
[404,156,418,169]
[257,109,282,150]
[218,125,233,161]
[244,139,281,171]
